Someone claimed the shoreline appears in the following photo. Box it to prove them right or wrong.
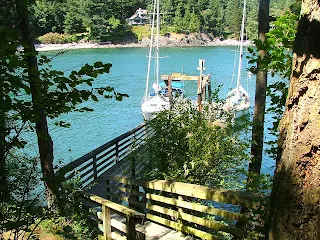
[35,39,254,52]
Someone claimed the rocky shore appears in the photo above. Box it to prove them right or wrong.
[36,33,253,52]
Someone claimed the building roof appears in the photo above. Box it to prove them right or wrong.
[128,8,149,20]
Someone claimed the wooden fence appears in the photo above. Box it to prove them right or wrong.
[56,123,150,187]
[79,193,145,240]
[104,175,269,240]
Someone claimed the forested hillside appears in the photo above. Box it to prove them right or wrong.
[31,0,295,43]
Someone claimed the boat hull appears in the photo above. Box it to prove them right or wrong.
[224,85,250,112]
[141,95,170,120]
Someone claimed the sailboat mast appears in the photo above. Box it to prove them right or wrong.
[236,0,246,89]
[156,0,160,88]
[145,0,157,97]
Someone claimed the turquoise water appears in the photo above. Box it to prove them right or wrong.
[25,46,276,174]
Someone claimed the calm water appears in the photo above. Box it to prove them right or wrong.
[24,46,276,174]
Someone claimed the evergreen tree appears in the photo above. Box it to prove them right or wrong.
[173,3,185,33]
[201,0,225,36]
[225,0,242,37]
[31,0,66,36]
[28,0,297,42]
[63,0,86,34]
[189,12,201,33]
[246,0,259,39]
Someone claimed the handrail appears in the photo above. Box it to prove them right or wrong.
[107,175,269,208]
[56,122,150,186]
[89,195,144,218]
[79,193,144,240]
[105,175,269,240]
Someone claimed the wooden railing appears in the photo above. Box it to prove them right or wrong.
[105,175,269,240]
[79,193,145,240]
[57,123,150,187]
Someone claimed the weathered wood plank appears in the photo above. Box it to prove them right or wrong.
[146,213,218,240]
[111,232,126,240]
[98,218,127,234]
[126,215,137,240]
[102,205,112,240]
[144,203,263,239]
[107,183,248,221]
[90,195,144,218]
[106,194,262,239]
[107,176,268,208]
[98,234,104,240]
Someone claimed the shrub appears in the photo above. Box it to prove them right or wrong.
[141,100,251,189]
[131,25,151,42]
[62,34,77,43]
[37,32,79,44]
[38,32,65,44]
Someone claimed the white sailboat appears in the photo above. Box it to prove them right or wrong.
[141,0,184,120]
[224,0,250,112]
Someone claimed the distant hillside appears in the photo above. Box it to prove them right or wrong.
[32,0,296,44]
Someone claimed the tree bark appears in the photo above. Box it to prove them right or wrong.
[249,0,269,175]
[268,1,320,239]
[15,0,59,208]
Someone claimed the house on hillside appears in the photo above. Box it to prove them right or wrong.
[127,8,149,25]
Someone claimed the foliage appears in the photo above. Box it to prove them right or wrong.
[31,0,66,35]
[0,155,46,239]
[30,0,297,42]
[248,11,298,159]
[2,30,127,158]
[2,0,128,220]
[225,0,242,38]
[1,2,123,239]
[132,25,151,41]
[37,32,77,44]
[141,100,251,189]
[269,0,297,17]
[0,155,96,240]
[63,0,86,34]
[38,178,97,240]
[39,213,95,240]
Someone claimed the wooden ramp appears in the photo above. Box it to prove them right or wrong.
[83,154,195,239]
[57,123,269,240]
[57,122,194,239]
[87,151,145,199]
[141,222,194,240]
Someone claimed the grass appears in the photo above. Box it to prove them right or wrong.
[2,229,63,240]
[131,25,151,41]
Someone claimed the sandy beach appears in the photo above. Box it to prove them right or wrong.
[35,38,253,52]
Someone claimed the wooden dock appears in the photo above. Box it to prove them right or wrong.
[57,123,269,240]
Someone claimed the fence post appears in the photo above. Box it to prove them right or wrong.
[177,195,184,224]
[131,156,136,178]
[102,205,111,240]
[126,215,137,240]
[106,179,110,201]
[115,142,119,163]
[93,155,97,180]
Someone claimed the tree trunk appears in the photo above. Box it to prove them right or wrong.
[268,1,320,239]
[14,0,59,208]
[249,0,269,175]
[235,1,270,235]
